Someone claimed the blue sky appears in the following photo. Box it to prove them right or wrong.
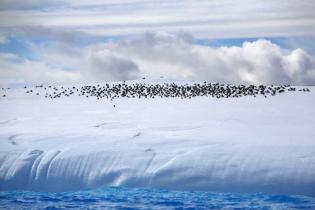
[0,0,315,85]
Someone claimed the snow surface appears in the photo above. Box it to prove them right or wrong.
[0,80,315,196]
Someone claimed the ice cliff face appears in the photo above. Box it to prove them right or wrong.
[0,82,314,196]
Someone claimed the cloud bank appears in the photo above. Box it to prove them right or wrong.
[85,49,140,82]
[0,0,314,39]
[1,33,315,86]
[1,1,314,86]
[0,53,81,85]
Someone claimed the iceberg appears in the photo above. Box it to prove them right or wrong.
[0,81,314,196]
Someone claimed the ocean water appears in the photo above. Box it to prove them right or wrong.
[0,187,315,210]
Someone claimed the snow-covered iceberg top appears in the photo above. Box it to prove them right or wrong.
[0,81,314,196]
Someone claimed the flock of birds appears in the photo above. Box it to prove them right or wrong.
[0,80,311,100]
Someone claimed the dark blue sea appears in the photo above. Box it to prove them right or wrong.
[1,187,314,210]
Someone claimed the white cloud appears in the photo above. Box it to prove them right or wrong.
[0,53,82,86]
[0,0,314,39]
[2,1,314,86]
[0,0,65,10]
[97,32,315,85]
[85,49,140,82]
[2,32,315,86]
[88,33,315,85]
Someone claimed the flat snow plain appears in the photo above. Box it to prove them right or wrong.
[0,80,315,196]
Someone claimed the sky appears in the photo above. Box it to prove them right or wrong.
[0,0,315,86]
